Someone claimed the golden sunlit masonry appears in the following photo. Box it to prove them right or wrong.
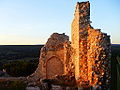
[28,1,111,89]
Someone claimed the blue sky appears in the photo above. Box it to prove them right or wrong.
[0,0,119,45]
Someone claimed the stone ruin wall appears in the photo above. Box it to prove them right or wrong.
[71,2,90,84]
[87,29,111,88]
[33,33,73,79]
[30,1,111,89]
[71,2,111,89]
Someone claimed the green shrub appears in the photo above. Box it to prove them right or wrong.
[116,56,120,90]
[0,80,27,90]
[3,60,38,77]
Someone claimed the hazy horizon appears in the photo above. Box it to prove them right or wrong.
[0,0,120,45]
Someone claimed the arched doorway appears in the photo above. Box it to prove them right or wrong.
[46,57,64,78]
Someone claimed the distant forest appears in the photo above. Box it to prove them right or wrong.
[0,45,43,61]
[0,45,43,77]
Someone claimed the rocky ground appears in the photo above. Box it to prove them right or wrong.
[0,76,78,90]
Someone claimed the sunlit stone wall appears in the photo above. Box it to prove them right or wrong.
[72,1,111,89]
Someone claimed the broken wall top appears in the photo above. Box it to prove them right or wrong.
[44,33,69,50]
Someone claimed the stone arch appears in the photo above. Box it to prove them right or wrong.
[46,56,64,79]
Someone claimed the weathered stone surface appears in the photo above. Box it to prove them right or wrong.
[71,1,111,89]
[30,33,71,80]
[28,1,111,89]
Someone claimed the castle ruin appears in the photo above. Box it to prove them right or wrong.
[30,1,111,89]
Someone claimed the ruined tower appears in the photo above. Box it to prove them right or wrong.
[29,1,111,89]
[72,1,111,89]
[71,1,90,85]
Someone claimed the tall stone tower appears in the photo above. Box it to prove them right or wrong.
[72,1,90,85]
[72,1,111,89]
